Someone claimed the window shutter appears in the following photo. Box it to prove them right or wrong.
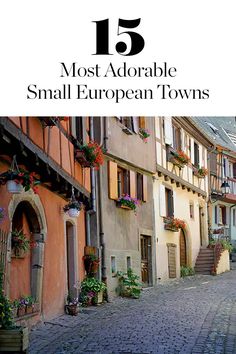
[222,207,226,225]
[172,190,176,217]
[190,138,195,163]
[159,185,166,217]
[142,175,148,202]
[139,117,146,129]
[132,117,140,134]
[164,117,173,146]
[233,163,236,179]
[181,130,185,151]
[225,158,230,177]
[210,153,217,174]
[214,205,218,224]
[130,171,137,198]
[199,145,203,167]
[108,161,118,200]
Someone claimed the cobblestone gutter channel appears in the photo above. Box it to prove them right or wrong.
[30,269,236,354]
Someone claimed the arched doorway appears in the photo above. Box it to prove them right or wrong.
[179,229,187,267]
[9,199,45,308]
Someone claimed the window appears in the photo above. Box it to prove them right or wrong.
[218,205,226,225]
[165,188,174,217]
[189,202,194,219]
[194,142,199,167]
[233,209,236,227]
[210,153,217,174]
[233,163,236,179]
[117,167,130,197]
[117,117,141,134]
[215,205,218,224]
[127,256,131,270]
[137,173,143,200]
[172,124,181,151]
[70,117,86,144]
[111,256,116,275]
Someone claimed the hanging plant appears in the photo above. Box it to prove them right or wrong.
[75,141,104,169]
[11,229,36,257]
[63,200,82,218]
[139,128,150,143]
[0,156,40,194]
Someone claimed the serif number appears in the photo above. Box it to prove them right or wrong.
[93,18,145,56]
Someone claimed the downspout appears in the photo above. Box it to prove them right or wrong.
[207,144,217,242]
[98,117,108,283]
[85,117,96,246]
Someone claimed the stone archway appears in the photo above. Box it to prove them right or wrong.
[8,192,47,309]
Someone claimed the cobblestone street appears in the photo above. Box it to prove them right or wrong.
[29,267,236,354]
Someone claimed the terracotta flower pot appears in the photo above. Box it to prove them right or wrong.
[26,305,33,314]
[66,304,79,316]
[17,305,26,317]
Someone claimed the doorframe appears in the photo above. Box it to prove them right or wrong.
[139,228,155,286]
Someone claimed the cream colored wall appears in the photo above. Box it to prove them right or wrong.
[216,250,230,274]
[154,177,208,280]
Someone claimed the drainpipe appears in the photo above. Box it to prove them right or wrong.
[229,203,236,243]
[85,117,96,246]
[98,117,108,283]
[207,144,217,242]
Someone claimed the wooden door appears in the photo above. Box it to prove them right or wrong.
[141,235,152,286]
[179,229,187,267]
[167,243,176,278]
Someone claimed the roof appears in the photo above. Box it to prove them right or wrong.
[190,117,236,153]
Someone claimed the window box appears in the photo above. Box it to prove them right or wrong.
[167,147,190,168]
[75,151,92,167]
[164,223,179,232]
[0,327,29,353]
[163,217,186,232]
[193,166,208,178]
[116,201,132,210]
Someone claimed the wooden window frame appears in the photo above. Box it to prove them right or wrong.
[117,167,130,198]
[194,142,200,168]
[172,124,181,151]
[165,187,174,217]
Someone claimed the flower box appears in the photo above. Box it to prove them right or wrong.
[75,151,92,168]
[116,201,132,210]
[0,327,29,353]
[11,248,26,259]
[193,167,208,178]
[168,156,185,168]
[164,224,179,232]
[17,305,26,317]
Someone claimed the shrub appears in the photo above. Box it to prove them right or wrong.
[180,266,195,277]
[116,268,142,299]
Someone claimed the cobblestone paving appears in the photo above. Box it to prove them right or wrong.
[30,268,236,354]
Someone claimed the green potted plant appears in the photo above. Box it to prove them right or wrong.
[193,166,208,178]
[116,194,139,213]
[24,296,35,314]
[139,128,150,143]
[65,294,79,316]
[164,217,186,232]
[0,265,29,353]
[80,277,106,305]
[0,168,40,194]
[75,141,104,169]
[116,268,142,299]
[169,150,190,168]
[63,200,82,218]
[83,254,100,276]
[11,229,33,258]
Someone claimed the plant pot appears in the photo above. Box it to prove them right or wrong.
[6,180,23,194]
[116,201,133,210]
[17,305,26,317]
[26,305,33,315]
[193,170,205,178]
[97,291,103,304]
[168,156,185,168]
[11,248,26,259]
[164,224,179,232]
[75,151,91,168]
[0,327,29,353]
[12,307,18,318]
[67,208,80,218]
[65,304,79,316]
